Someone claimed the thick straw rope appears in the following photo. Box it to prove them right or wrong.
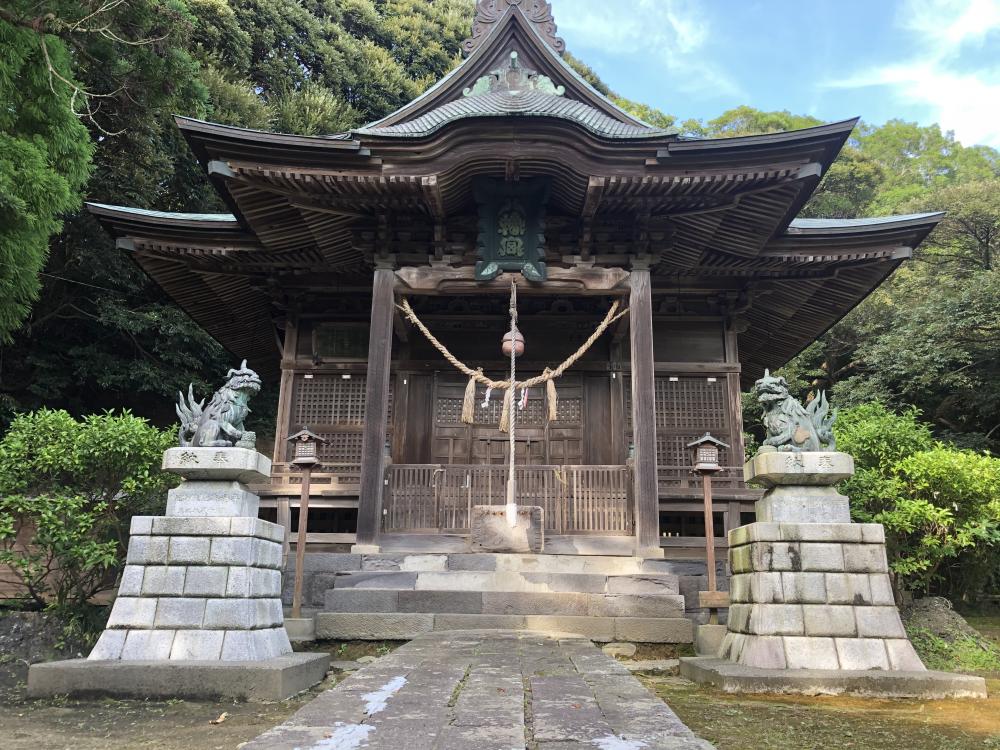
[396,297,629,390]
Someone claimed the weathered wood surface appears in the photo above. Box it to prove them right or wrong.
[629,269,660,554]
[355,269,395,546]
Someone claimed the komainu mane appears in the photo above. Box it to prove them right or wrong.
[754,370,836,452]
[175,360,262,448]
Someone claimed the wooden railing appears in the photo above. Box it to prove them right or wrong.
[383,464,633,535]
[658,465,746,491]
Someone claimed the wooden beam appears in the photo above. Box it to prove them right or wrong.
[395,266,630,296]
[629,269,661,557]
[355,268,395,549]
[421,175,445,219]
[582,176,606,218]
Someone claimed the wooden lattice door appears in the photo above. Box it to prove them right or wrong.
[430,374,584,466]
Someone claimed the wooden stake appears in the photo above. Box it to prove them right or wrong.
[290,466,312,620]
[702,471,718,625]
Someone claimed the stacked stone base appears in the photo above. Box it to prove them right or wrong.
[720,521,922,671]
[89,515,292,661]
[29,447,331,701]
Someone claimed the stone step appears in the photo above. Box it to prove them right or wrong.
[314,612,695,643]
[289,551,711,576]
[329,569,681,595]
[324,588,686,618]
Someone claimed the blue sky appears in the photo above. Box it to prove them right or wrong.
[554,0,1000,148]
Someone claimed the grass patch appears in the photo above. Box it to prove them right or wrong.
[907,624,1000,673]
[963,614,1000,645]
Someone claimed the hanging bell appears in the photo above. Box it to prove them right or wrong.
[501,331,525,358]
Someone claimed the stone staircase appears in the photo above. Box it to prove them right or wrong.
[285,552,725,643]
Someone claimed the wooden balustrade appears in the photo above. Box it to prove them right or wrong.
[383,464,633,535]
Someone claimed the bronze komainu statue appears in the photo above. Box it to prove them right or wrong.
[754,370,836,452]
[176,360,262,448]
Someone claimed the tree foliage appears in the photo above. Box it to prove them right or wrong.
[0,0,474,426]
[835,404,1000,601]
[0,12,92,342]
[0,409,175,622]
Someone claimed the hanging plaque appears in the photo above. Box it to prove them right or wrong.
[473,177,549,282]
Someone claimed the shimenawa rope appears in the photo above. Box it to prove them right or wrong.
[396,297,628,394]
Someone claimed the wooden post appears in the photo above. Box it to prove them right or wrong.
[290,466,312,619]
[273,317,298,562]
[629,269,661,557]
[702,473,717,591]
[355,267,395,550]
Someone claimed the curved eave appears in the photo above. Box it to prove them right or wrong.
[740,212,944,386]
[785,212,944,236]
[86,202,252,244]
[85,202,277,379]
[175,116,367,164]
[771,212,943,252]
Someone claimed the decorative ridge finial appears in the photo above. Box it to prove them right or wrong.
[463,0,566,58]
[463,50,565,98]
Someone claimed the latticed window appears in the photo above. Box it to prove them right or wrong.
[625,374,733,471]
[287,373,393,470]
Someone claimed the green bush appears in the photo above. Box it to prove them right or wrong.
[836,402,934,472]
[0,409,175,629]
[835,404,1000,602]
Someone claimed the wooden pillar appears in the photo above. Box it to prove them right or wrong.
[355,267,395,550]
[272,317,298,561]
[629,269,662,557]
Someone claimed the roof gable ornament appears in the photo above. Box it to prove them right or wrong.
[463,52,565,97]
[463,0,566,57]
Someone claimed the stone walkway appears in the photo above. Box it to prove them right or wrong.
[245,630,713,750]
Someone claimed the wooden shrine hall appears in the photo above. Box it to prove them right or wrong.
[89,0,940,562]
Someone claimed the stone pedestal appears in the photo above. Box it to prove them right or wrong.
[29,447,329,700]
[680,450,988,698]
[470,505,543,553]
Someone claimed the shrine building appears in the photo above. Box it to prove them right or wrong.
[89,1,940,573]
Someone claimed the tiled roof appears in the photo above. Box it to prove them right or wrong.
[358,89,674,139]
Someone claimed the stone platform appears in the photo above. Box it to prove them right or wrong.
[27,652,330,702]
[680,657,987,699]
[243,630,714,749]
[291,551,713,643]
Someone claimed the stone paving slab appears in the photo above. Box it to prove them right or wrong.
[244,630,714,750]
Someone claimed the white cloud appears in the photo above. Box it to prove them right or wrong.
[556,0,742,98]
[826,0,1000,147]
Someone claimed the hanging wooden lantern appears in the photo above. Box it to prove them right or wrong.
[501,330,525,358]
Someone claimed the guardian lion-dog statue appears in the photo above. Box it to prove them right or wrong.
[175,360,262,449]
[754,369,836,452]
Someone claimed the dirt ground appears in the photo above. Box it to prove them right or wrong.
[0,639,411,750]
[644,675,1000,750]
[1,613,997,750]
